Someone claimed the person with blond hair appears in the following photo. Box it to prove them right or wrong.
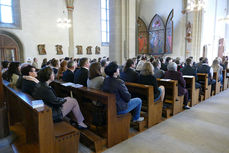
[212,59,223,84]
[138,62,165,102]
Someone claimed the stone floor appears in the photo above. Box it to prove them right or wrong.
[79,89,229,153]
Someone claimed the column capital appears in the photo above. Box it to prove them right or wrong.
[66,0,74,11]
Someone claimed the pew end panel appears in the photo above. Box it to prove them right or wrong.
[197,73,211,100]
[213,72,221,95]
[157,79,183,116]
[183,76,200,106]
[125,82,163,128]
[71,86,131,149]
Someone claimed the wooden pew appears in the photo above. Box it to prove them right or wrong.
[157,79,183,118]
[226,69,229,88]
[3,80,80,153]
[197,73,211,100]
[222,70,228,91]
[50,80,131,153]
[213,72,221,95]
[183,75,200,107]
[125,82,163,129]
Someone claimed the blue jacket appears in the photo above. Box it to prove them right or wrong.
[63,69,74,83]
[102,76,131,112]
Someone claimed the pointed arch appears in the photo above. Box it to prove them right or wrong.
[137,17,148,54]
[165,9,174,54]
[148,14,165,55]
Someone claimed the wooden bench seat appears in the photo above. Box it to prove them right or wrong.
[50,80,131,153]
[222,70,228,91]
[183,75,200,106]
[3,80,80,153]
[125,82,163,129]
[213,72,221,95]
[157,79,183,117]
[197,73,211,100]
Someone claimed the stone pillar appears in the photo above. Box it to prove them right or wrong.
[109,0,122,64]
[66,0,74,58]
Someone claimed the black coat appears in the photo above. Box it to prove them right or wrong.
[74,68,88,86]
[33,82,66,122]
[180,65,198,79]
[138,74,160,99]
[120,68,139,83]
[63,69,74,83]
[21,79,37,96]
[102,77,131,112]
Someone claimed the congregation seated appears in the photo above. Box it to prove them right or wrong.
[120,59,139,83]
[57,60,67,80]
[152,60,164,79]
[1,60,9,74]
[180,58,201,89]
[138,62,165,102]
[174,57,183,72]
[51,58,59,76]
[159,57,167,71]
[164,62,190,109]
[21,65,39,96]
[195,57,204,68]
[212,59,223,85]
[32,57,38,69]
[33,67,87,128]
[74,57,89,87]
[102,61,144,122]
[100,59,107,77]
[87,62,104,90]
[2,61,20,86]
[136,56,147,72]
[221,56,228,70]
[62,61,75,83]
[41,58,47,68]
[197,57,216,90]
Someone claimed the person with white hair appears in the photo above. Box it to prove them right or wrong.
[212,59,223,85]
[164,62,190,109]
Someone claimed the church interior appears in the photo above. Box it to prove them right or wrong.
[0,0,229,153]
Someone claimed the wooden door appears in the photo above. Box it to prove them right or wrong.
[0,35,19,62]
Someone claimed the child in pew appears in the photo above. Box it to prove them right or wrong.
[102,61,144,122]
[33,66,88,129]
[138,62,165,102]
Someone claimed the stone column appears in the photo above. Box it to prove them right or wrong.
[66,0,74,57]
[109,0,122,64]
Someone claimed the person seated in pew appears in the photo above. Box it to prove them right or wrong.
[62,61,75,83]
[212,59,223,85]
[138,62,165,102]
[51,58,59,76]
[180,58,201,89]
[34,67,88,129]
[1,60,9,74]
[195,57,204,68]
[100,59,107,77]
[159,57,167,71]
[136,56,147,72]
[57,60,67,80]
[21,65,39,96]
[41,58,48,68]
[74,57,90,87]
[120,59,139,83]
[2,62,21,86]
[221,56,228,70]
[152,60,164,79]
[102,62,144,122]
[87,62,104,90]
[197,58,216,91]
[164,62,190,109]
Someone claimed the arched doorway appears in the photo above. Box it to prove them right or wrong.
[0,31,24,62]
